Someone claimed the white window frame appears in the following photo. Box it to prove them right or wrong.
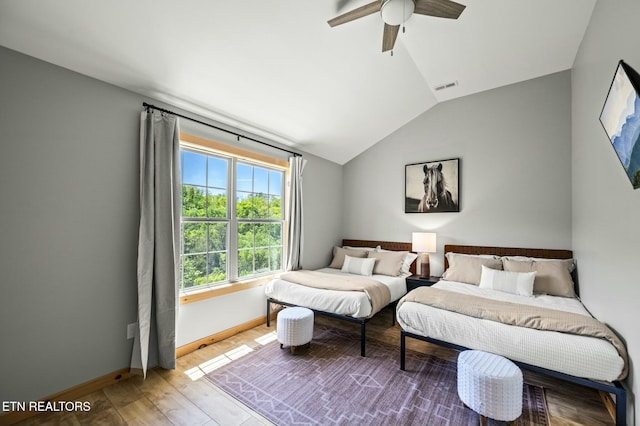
[179,133,288,295]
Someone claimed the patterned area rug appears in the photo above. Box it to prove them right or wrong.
[206,325,548,426]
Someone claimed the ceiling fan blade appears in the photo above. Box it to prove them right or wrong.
[414,0,466,19]
[382,24,400,52]
[328,1,382,27]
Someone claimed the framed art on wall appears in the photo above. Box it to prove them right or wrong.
[405,158,459,213]
[599,60,640,189]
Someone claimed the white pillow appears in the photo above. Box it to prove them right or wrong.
[479,265,536,296]
[342,255,376,276]
[401,252,418,276]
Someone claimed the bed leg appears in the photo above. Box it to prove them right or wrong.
[391,301,396,326]
[266,299,271,327]
[400,331,406,371]
[614,382,626,426]
[360,322,366,357]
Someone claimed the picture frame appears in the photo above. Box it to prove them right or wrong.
[405,158,459,213]
[599,60,640,189]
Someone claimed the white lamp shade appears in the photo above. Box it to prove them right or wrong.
[412,232,436,253]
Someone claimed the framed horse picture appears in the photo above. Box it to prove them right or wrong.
[405,158,459,213]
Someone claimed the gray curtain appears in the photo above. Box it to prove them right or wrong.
[131,110,181,377]
[285,156,307,271]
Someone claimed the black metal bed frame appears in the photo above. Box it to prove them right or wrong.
[400,330,627,426]
[266,297,395,357]
[266,239,414,358]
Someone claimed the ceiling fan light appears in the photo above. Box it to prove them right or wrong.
[380,0,415,26]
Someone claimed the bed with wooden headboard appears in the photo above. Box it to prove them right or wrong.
[397,244,627,425]
[266,239,416,357]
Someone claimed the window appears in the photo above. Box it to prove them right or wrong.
[179,142,286,292]
[236,162,284,278]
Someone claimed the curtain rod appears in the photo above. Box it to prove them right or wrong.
[142,102,302,157]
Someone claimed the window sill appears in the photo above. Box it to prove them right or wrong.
[179,275,276,305]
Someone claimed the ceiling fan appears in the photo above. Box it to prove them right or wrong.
[328,0,466,53]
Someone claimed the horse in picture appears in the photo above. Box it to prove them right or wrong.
[418,163,457,212]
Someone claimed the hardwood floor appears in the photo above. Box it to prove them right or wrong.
[14,306,614,425]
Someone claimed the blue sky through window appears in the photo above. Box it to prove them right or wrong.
[182,151,206,186]
[254,167,268,193]
[208,156,227,188]
[269,170,282,196]
[237,163,253,192]
[182,151,228,190]
[182,151,282,199]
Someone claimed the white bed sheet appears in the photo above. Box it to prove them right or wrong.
[265,267,407,319]
[396,280,625,382]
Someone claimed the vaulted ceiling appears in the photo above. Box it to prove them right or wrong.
[0,0,596,164]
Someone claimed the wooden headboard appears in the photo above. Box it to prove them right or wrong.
[342,239,416,275]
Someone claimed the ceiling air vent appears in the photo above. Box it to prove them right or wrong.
[434,81,458,91]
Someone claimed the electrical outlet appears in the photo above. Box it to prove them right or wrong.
[127,322,137,340]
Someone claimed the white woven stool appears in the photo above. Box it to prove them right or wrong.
[457,350,523,426]
[276,307,314,354]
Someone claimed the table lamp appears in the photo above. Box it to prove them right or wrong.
[411,232,436,279]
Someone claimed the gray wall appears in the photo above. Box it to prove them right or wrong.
[0,46,141,402]
[0,46,343,402]
[299,155,344,269]
[572,1,640,423]
[342,71,573,276]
